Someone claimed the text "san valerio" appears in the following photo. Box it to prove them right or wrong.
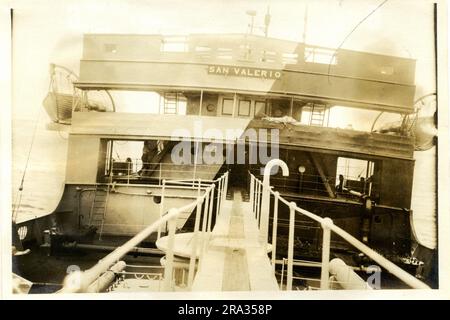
[208,65,282,79]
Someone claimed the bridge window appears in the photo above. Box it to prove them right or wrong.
[336,157,375,196]
[305,47,337,65]
[217,47,233,60]
[194,46,212,59]
[161,37,188,52]
[238,100,251,117]
[195,46,211,52]
[221,98,234,115]
[269,99,291,117]
[282,52,298,64]
[261,50,277,63]
[255,101,267,116]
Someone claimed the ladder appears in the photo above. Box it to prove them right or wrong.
[310,104,327,126]
[89,185,110,240]
[163,93,178,114]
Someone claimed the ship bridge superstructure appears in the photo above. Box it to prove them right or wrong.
[65,33,417,189]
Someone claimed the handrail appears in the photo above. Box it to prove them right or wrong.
[248,171,430,290]
[60,171,229,293]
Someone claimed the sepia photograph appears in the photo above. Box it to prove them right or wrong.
[1,0,449,300]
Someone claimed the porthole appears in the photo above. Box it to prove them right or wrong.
[153,196,162,204]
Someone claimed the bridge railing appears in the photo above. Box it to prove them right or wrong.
[249,172,430,290]
[59,171,229,293]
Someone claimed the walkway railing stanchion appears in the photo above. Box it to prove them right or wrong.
[207,184,215,234]
[157,179,166,240]
[199,190,210,269]
[197,178,202,196]
[163,209,177,291]
[255,181,259,222]
[257,182,262,226]
[216,178,222,219]
[246,171,430,291]
[287,202,296,290]
[280,258,286,289]
[249,174,254,213]
[188,195,203,288]
[271,191,280,274]
[220,174,226,213]
[252,177,256,214]
[223,171,229,201]
[320,218,333,290]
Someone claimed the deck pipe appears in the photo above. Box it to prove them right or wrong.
[329,258,371,290]
[86,261,126,293]
[260,159,289,247]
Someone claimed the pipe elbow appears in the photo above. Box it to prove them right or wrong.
[263,159,289,177]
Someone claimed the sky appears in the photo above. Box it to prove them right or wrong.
[7,0,438,220]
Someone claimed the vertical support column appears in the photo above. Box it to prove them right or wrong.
[157,179,166,240]
[188,197,203,288]
[232,92,237,117]
[271,191,279,274]
[287,202,296,291]
[163,209,177,291]
[199,89,203,116]
[159,163,162,185]
[290,96,294,117]
[320,217,333,290]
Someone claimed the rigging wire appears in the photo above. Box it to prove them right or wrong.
[12,105,44,222]
[327,0,389,83]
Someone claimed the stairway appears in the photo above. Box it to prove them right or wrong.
[89,185,110,240]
